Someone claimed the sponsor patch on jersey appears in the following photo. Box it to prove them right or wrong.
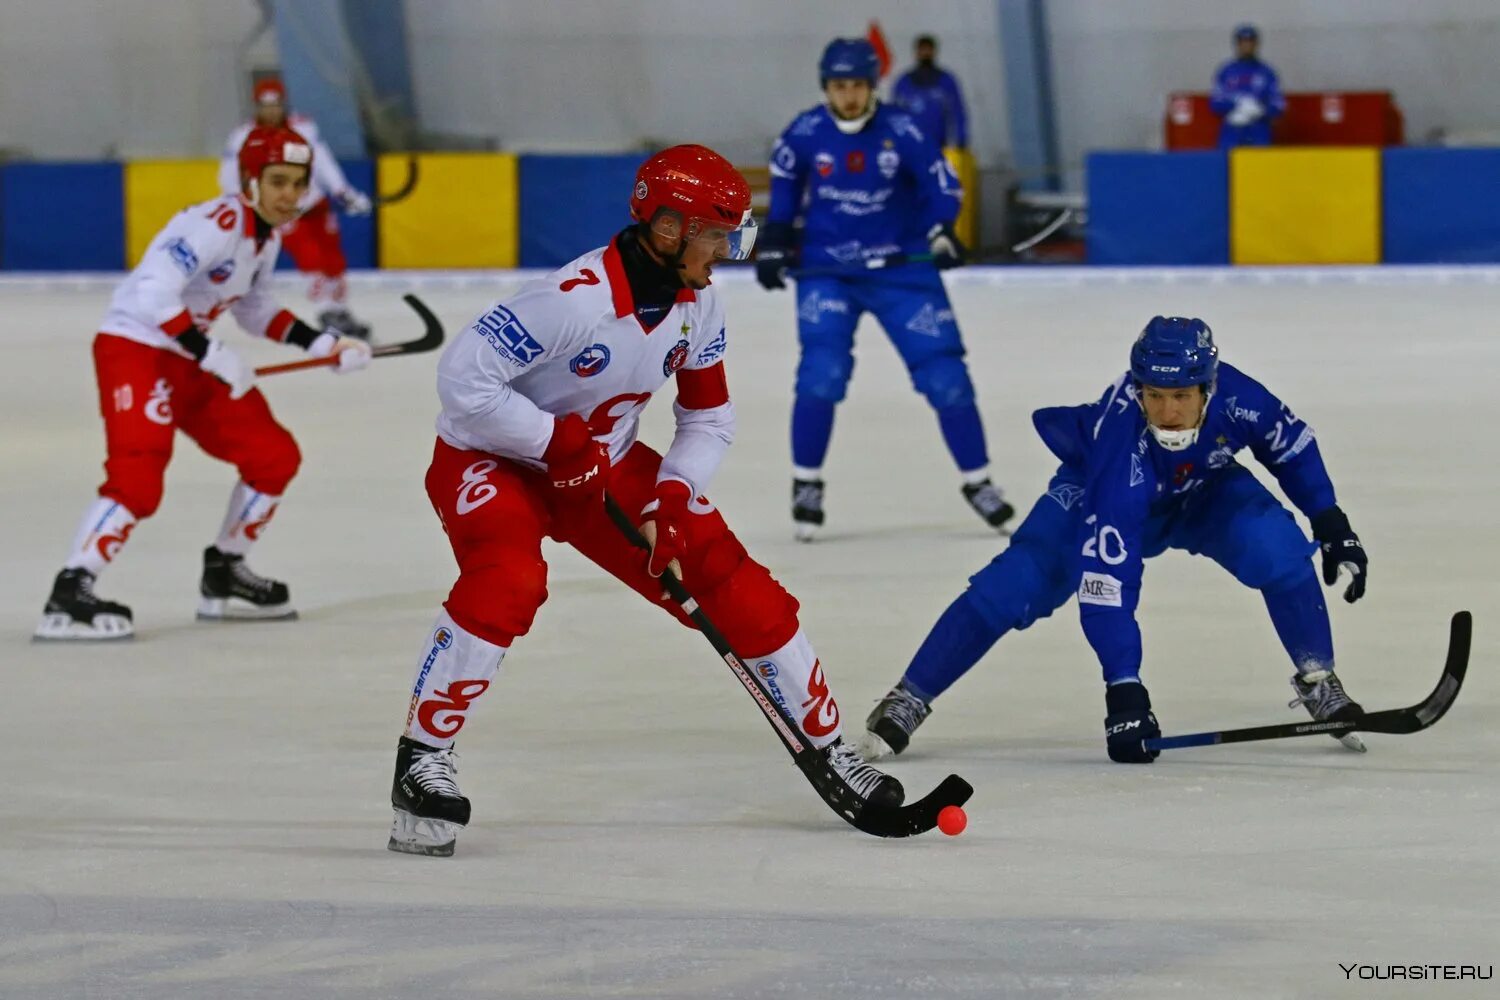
[877,148,900,178]
[1078,571,1123,607]
[846,150,865,173]
[569,343,611,378]
[432,627,453,649]
[814,151,835,177]
[164,237,199,275]
[208,259,235,284]
[694,327,727,366]
[663,338,690,376]
[756,661,790,713]
[473,305,544,368]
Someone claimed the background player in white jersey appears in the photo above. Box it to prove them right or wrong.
[35,126,372,641]
[219,77,373,338]
[387,146,902,858]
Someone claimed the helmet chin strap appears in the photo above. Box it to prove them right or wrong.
[830,97,877,133]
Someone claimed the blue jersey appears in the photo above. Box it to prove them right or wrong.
[768,103,962,268]
[1209,57,1285,147]
[891,66,969,148]
[1031,363,1336,680]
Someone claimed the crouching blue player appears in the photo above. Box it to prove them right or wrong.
[758,38,1012,540]
[858,317,1371,762]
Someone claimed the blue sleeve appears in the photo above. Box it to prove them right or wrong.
[1209,64,1235,115]
[1262,65,1286,117]
[1235,374,1338,517]
[942,72,968,147]
[891,74,914,111]
[767,124,807,226]
[897,119,962,230]
[1077,442,1153,685]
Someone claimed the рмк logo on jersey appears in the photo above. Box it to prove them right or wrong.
[569,344,611,378]
[663,339,690,376]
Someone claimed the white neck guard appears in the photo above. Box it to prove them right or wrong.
[830,100,876,134]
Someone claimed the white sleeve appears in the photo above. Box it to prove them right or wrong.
[312,137,354,198]
[229,251,292,339]
[435,300,580,461]
[659,399,735,496]
[219,126,246,196]
[134,212,224,329]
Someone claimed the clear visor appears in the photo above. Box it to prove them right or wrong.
[653,211,758,261]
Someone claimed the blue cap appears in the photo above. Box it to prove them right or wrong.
[1234,24,1259,41]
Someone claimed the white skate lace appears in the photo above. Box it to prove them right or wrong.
[966,482,1007,517]
[407,748,462,798]
[1289,671,1353,718]
[876,686,931,736]
[824,741,889,800]
[793,480,824,513]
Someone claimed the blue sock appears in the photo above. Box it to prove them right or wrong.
[901,591,1003,702]
[1263,570,1335,671]
[791,397,836,471]
[936,403,989,473]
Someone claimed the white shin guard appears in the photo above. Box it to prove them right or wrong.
[63,498,138,577]
[746,629,843,750]
[215,481,280,556]
[404,611,506,748]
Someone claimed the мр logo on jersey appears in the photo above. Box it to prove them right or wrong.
[474,305,545,368]
[663,339,690,376]
[569,344,611,378]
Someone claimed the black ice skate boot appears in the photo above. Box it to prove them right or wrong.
[34,568,134,641]
[792,477,825,542]
[388,736,471,857]
[197,546,296,621]
[1290,669,1367,752]
[318,307,371,341]
[858,683,933,760]
[962,478,1015,533]
[823,737,904,809]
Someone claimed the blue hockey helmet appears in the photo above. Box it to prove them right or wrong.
[1233,23,1260,42]
[819,38,879,87]
[1130,316,1219,390]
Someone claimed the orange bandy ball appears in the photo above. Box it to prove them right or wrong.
[937,805,968,836]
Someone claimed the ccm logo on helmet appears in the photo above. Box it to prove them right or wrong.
[1150,364,1183,373]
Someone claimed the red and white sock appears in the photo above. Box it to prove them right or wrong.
[747,628,843,749]
[215,481,280,556]
[404,610,507,749]
[63,497,138,577]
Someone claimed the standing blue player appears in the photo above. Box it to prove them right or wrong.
[757,38,1012,540]
[1209,24,1285,147]
[858,317,1371,762]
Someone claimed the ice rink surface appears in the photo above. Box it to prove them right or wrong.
[2,267,1496,999]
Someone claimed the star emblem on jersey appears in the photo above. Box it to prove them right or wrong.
[663,339,690,376]
[569,343,611,378]
[846,150,865,173]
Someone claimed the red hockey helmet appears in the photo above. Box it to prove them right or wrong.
[630,145,757,260]
[238,124,313,184]
[253,78,287,107]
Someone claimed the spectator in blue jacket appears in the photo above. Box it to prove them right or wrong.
[1210,24,1285,147]
[892,35,968,149]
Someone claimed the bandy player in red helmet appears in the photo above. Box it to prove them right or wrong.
[387,145,903,857]
[34,126,372,641]
[219,77,373,339]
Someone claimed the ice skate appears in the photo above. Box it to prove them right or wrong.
[1290,669,1367,752]
[33,568,134,641]
[197,545,297,621]
[792,477,825,542]
[318,307,371,341]
[962,478,1015,533]
[823,737,904,808]
[388,737,471,857]
[857,683,932,760]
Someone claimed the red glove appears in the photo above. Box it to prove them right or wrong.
[639,480,692,580]
[542,414,609,504]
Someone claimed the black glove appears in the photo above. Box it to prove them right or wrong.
[755,221,796,291]
[1310,506,1367,603]
[926,222,967,269]
[1104,681,1161,764]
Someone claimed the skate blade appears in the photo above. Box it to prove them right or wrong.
[32,612,134,641]
[197,597,298,622]
[794,522,821,543]
[852,729,896,761]
[387,810,460,857]
[1335,732,1368,753]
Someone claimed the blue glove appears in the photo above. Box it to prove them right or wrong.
[1311,506,1367,604]
[926,222,967,269]
[756,222,796,291]
[1104,681,1160,764]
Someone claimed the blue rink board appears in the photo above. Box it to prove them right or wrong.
[1085,151,1229,266]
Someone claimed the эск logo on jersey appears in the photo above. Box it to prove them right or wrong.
[663,339,690,376]
[569,344,611,378]
[474,305,545,368]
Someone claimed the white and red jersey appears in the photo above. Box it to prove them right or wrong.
[436,236,735,496]
[99,195,299,355]
[219,114,354,212]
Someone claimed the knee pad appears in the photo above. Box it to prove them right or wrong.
[911,354,975,409]
[445,553,548,646]
[688,534,800,656]
[244,429,302,496]
[101,449,169,518]
[966,539,1075,634]
[794,349,854,403]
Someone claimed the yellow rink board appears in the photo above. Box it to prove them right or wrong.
[944,147,978,249]
[1230,147,1381,265]
[378,152,518,268]
[124,160,223,267]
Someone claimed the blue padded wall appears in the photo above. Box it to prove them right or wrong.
[1086,151,1228,265]
[519,154,645,268]
[1,162,125,270]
